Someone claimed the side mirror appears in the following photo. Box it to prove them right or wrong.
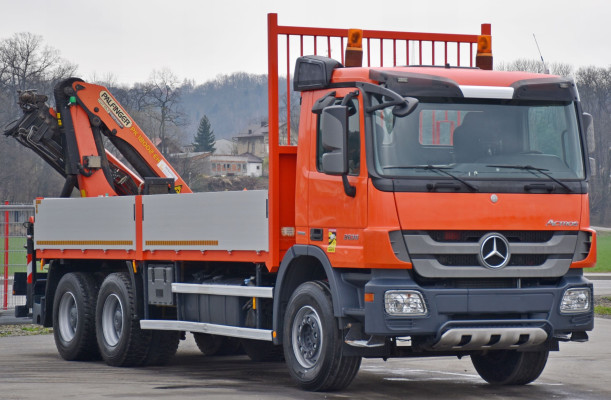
[583,113,595,153]
[393,97,419,117]
[321,105,348,175]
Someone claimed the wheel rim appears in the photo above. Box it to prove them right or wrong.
[291,305,323,368]
[58,291,78,343]
[101,294,124,347]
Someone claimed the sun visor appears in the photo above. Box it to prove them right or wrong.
[369,70,463,98]
[511,77,579,101]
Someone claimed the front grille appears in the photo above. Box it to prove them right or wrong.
[404,230,577,278]
[427,230,555,243]
[435,254,547,267]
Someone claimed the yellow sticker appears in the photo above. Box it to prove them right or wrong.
[175,185,182,194]
[327,229,337,253]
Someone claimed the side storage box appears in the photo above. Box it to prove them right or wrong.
[148,265,174,305]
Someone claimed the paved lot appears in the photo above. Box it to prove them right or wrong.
[0,318,610,400]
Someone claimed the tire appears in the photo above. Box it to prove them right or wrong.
[143,330,180,366]
[96,272,151,367]
[52,272,100,361]
[471,350,549,385]
[283,281,361,392]
[193,333,242,356]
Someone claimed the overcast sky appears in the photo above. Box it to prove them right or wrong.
[2,0,609,86]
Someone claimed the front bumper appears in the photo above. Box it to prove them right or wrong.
[363,269,594,345]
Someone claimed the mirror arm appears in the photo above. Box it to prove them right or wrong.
[342,175,356,197]
[340,90,359,106]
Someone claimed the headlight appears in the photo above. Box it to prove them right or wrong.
[560,288,591,314]
[384,290,427,316]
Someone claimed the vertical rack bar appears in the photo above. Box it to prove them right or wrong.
[419,41,423,65]
[286,36,291,145]
[300,35,304,56]
[457,43,460,67]
[432,41,435,65]
[393,39,397,66]
[470,43,474,67]
[3,200,8,310]
[444,42,448,66]
[406,41,410,65]
[267,13,280,268]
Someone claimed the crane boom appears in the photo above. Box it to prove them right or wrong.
[4,78,191,197]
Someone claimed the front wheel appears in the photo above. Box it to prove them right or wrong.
[283,281,361,392]
[471,350,549,385]
[96,272,151,367]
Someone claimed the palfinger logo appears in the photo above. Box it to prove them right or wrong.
[98,91,132,128]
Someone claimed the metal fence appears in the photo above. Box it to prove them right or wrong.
[1,203,35,310]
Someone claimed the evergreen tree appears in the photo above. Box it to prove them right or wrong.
[193,115,216,153]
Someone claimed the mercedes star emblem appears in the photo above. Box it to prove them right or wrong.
[478,233,510,269]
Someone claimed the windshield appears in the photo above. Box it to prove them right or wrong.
[371,98,584,181]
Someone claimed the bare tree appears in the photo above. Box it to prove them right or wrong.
[496,58,573,77]
[576,66,611,224]
[0,32,76,202]
[144,68,187,155]
[0,32,76,117]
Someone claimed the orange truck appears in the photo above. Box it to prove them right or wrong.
[6,13,595,392]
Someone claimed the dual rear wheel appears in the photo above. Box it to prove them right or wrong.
[53,272,179,367]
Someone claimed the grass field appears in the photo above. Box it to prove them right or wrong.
[0,236,27,275]
[592,231,611,273]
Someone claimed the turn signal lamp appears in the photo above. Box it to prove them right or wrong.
[345,28,363,67]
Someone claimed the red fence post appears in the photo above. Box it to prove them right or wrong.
[3,200,8,310]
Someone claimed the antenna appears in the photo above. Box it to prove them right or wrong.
[533,34,550,74]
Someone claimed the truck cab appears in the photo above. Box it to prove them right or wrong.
[270,52,595,386]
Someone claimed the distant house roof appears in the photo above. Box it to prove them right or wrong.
[214,138,235,155]
[239,152,263,163]
[168,151,211,161]
[234,122,268,138]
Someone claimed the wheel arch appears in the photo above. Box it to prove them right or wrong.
[272,245,360,344]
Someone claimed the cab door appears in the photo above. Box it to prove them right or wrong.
[306,89,368,267]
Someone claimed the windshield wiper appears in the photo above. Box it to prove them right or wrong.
[383,164,478,192]
[487,164,573,192]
